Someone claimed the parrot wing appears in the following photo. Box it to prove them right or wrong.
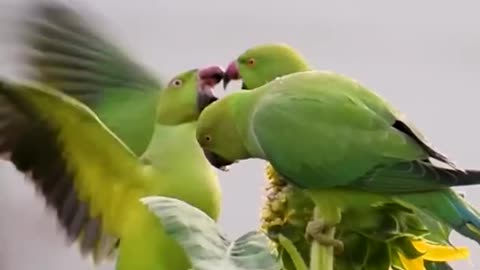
[0,81,155,263]
[19,2,163,156]
[250,75,467,192]
[326,72,457,170]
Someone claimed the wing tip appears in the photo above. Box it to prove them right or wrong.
[0,85,119,261]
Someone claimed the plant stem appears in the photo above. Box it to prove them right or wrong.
[278,234,309,270]
[309,205,340,270]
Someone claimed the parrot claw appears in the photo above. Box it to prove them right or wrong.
[305,219,344,255]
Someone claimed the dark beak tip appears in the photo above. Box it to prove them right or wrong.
[203,149,234,170]
[197,93,218,113]
[213,72,224,85]
[222,77,230,90]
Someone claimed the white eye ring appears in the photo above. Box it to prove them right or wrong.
[171,79,183,87]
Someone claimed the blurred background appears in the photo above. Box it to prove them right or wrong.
[0,0,479,269]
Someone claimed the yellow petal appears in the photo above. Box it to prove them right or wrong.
[411,240,470,262]
[398,252,426,270]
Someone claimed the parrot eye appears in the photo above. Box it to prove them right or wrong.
[204,135,212,143]
[170,79,183,88]
[247,58,256,67]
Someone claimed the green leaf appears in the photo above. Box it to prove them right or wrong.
[141,196,282,270]
[424,261,454,270]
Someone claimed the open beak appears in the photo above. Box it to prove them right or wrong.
[197,66,224,113]
[203,149,234,171]
[223,60,241,90]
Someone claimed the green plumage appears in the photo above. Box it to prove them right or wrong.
[198,68,480,252]
[248,72,455,190]
[21,3,162,156]
[222,43,474,269]
[4,3,222,270]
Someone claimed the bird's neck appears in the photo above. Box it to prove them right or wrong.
[141,122,206,169]
[140,121,221,219]
[229,91,267,159]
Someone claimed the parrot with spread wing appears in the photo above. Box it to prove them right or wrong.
[2,3,223,270]
[196,57,480,265]
[223,43,469,270]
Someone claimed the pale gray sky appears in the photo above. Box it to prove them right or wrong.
[0,0,479,269]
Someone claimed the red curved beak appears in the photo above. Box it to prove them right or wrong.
[197,66,224,113]
[198,65,224,87]
[223,61,240,90]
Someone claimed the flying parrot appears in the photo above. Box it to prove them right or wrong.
[2,3,223,270]
[197,58,480,263]
[224,43,469,269]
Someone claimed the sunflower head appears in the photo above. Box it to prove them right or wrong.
[259,163,470,270]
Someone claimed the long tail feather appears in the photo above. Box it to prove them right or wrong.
[399,189,480,245]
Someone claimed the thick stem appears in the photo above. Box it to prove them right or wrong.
[309,205,340,270]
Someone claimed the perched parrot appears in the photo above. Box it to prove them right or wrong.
[1,3,223,270]
[196,65,480,262]
[224,43,469,270]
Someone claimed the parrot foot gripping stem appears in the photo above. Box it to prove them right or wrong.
[305,219,344,255]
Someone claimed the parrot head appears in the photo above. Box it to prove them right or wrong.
[156,66,224,125]
[223,43,310,90]
[196,94,252,171]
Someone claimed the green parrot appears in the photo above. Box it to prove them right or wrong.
[197,65,480,255]
[3,3,223,270]
[0,70,223,270]
[224,43,467,270]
